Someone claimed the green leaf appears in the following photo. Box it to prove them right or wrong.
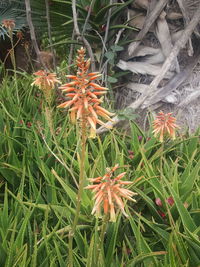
[110,24,137,30]
[105,217,121,266]
[107,76,118,83]
[104,51,115,60]
[117,108,138,121]
[95,3,126,23]
[51,169,77,205]
[180,158,200,200]
[110,45,124,52]
[127,251,167,266]
[163,176,197,232]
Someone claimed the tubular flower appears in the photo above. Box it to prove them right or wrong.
[57,47,115,138]
[152,111,179,142]
[2,19,15,30]
[32,70,61,102]
[16,31,23,40]
[85,164,137,222]
[32,70,60,90]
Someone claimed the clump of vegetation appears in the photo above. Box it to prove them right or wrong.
[0,47,200,266]
[0,1,200,267]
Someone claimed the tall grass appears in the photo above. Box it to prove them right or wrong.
[0,75,200,266]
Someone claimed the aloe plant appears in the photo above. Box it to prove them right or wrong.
[0,74,200,266]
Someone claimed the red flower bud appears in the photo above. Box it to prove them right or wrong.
[26,121,32,128]
[166,196,174,206]
[158,210,166,218]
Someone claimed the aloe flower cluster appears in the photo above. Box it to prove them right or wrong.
[152,111,179,142]
[57,47,114,137]
[32,70,61,103]
[32,70,60,90]
[85,164,137,222]
[2,19,15,30]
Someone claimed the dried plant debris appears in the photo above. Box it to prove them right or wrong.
[131,0,149,10]
[126,83,178,104]
[128,9,154,31]
[130,45,165,64]
[117,60,175,78]
[155,11,174,58]
[98,0,200,134]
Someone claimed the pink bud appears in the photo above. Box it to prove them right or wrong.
[155,198,162,207]
[128,150,134,155]
[138,136,143,141]
[166,196,174,206]
[126,248,131,255]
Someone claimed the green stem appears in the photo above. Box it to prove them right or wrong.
[9,30,19,104]
[160,142,164,173]
[44,103,79,188]
[68,115,87,267]
[97,214,109,267]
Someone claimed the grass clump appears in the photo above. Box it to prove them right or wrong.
[0,61,200,267]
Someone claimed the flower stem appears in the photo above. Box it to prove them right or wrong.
[97,214,109,266]
[9,30,19,104]
[68,114,87,267]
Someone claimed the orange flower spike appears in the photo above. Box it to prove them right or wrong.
[32,70,60,91]
[152,111,179,142]
[16,31,23,40]
[2,19,15,30]
[85,165,137,222]
[57,47,114,136]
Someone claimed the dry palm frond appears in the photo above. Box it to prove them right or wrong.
[117,60,174,78]
[127,83,177,104]
[131,0,148,10]
[128,9,154,31]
